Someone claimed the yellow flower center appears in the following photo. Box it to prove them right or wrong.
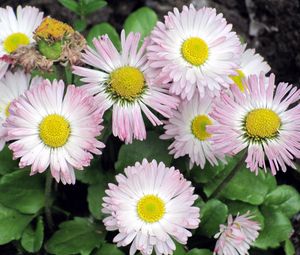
[245,109,281,139]
[191,115,212,141]
[39,114,71,148]
[35,17,74,40]
[181,37,209,66]
[5,103,11,117]
[3,33,30,53]
[137,195,165,223]
[110,66,145,100]
[230,70,246,92]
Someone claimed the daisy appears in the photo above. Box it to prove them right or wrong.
[147,5,242,100]
[102,159,200,255]
[0,70,41,151]
[0,6,44,72]
[208,73,300,175]
[5,79,105,184]
[161,94,224,169]
[214,213,260,255]
[230,45,271,91]
[73,30,179,144]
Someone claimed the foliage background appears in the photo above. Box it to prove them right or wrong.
[0,0,300,254]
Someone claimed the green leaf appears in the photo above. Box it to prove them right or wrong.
[58,0,79,14]
[226,200,264,229]
[0,203,33,245]
[254,207,293,249]
[264,185,300,218]
[87,23,121,50]
[187,249,213,255]
[0,169,45,214]
[73,19,87,32]
[94,243,124,255]
[31,67,58,81]
[284,239,295,255]
[174,242,186,255]
[204,166,276,205]
[0,146,18,175]
[88,182,106,220]
[115,131,172,172]
[100,109,112,143]
[222,168,276,205]
[76,159,103,185]
[21,216,44,253]
[46,217,104,255]
[191,158,230,184]
[197,199,228,237]
[83,0,107,15]
[124,7,158,40]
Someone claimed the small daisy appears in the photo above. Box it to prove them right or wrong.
[208,73,300,175]
[214,213,260,255]
[230,45,271,91]
[5,80,105,184]
[0,70,41,151]
[102,159,200,255]
[0,6,44,71]
[161,94,224,169]
[147,5,242,100]
[73,30,179,144]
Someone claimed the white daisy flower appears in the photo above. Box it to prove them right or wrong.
[208,73,300,174]
[148,5,242,100]
[0,70,42,151]
[214,213,260,255]
[102,159,200,255]
[5,79,105,184]
[161,94,224,169]
[230,45,271,91]
[0,5,44,72]
[73,30,178,144]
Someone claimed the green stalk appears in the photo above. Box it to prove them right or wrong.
[45,172,54,231]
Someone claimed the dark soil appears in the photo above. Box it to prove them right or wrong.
[1,0,300,254]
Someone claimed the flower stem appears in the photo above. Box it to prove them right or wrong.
[45,172,54,231]
[209,151,247,199]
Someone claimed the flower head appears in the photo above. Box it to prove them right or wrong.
[0,5,43,71]
[102,159,200,255]
[73,30,178,143]
[161,94,224,169]
[0,70,42,151]
[208,73,300,174]
[214,213,260,255]
[230,45,271,91]
[147,5,242,100]
[34,17,74,41]
[5,79,105,184]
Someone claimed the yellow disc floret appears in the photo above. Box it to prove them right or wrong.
[5,103,11,117]
[39,114,71,148]
[3,33,30,53]
[246,108,281,139]
[181,37,209,66]
[137,195,165,223]
[35,17,74,40]
[191,115,212,141]
[230,70,246,92]
[110,66,145,100]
